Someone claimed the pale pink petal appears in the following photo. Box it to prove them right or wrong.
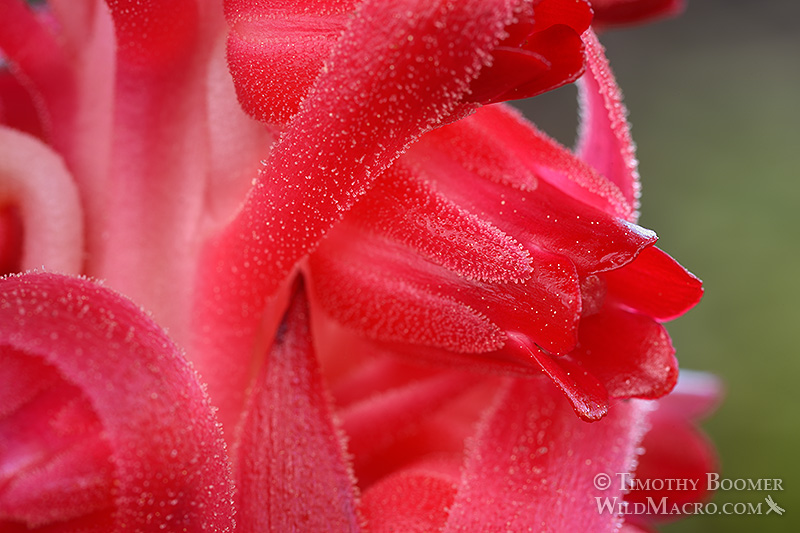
[0,127,83,274]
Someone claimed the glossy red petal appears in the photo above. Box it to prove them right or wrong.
[234,279,361,532]
[470,0,593,104]
[576,29,641,219]
[590,0,685,28]
[501,333,609,420]
[570,307,678,400]
[0,272,235,531]
[490,24,586,102]
[531,0,594,33]
[444,378,651,532]
[196,0,523,431]
[605,245,703,321]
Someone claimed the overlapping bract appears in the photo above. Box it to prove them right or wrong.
[0,274,235,532]
[0,0,717,530]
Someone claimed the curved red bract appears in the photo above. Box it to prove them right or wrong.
[0,273,235,532]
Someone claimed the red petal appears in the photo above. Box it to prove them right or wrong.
[349,165,534,284]
[360,461,459,533]
[532,0,594,33]
[234,279,361,532]
[226,1,355,124]
[490,24,586,102]
[196,0,524,430]
[444,378,651,531]
[310,230,507,354]
[605,245,703,321]
[570,307,679,400]
[576,29,641,219]
[626,414,717,523]
[104,0,199,68]
[0,204,22,275]
[339,371,477,486]
[470,0,593,103]
[0,350,114,527]
[590,0,685,28]
[0,71,46,140]
[501,333,609,420]
[414,137,656,274]
[0,0,75,144]
[0,273,234,531]
[311,226,582,356]
[425,104,634,220]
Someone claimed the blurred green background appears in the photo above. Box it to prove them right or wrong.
[518,1,799,531]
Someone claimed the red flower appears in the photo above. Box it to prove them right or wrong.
[0,0,716,530]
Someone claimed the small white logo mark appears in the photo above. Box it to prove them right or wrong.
[765,495,785,516]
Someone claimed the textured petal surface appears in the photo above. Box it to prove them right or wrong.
[444,377,651,532]
[0,127,83,274]
[360,462,459,533]
[104,0,199,68]
[576,29,641,218]
[197,0,522,432]
[226,0,356,124]
[235,280,361,532]
[0,273,234,531]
